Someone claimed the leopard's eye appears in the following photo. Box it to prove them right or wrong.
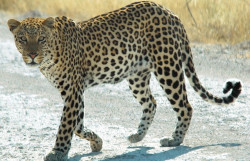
[38,36,45,42]
[19,36,27,42]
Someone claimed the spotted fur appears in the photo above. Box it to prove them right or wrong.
[8,1,242,160]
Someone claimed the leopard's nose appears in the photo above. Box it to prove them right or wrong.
[28,52,38,59]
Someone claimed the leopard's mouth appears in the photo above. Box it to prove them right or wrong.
[23,54,43,67]
[26,61,40,67]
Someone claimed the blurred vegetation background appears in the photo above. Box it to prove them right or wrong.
[0,0,249,44]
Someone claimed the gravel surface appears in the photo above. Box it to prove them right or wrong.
[0,13,249,161]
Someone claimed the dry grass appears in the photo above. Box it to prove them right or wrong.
[1,0,249,44]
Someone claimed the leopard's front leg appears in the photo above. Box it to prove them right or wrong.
[44,86,83,161]
[74,105,103,152]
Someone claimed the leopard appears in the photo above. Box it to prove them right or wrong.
[7,1,242,161]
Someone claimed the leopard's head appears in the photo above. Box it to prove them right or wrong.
[7,17,54,67]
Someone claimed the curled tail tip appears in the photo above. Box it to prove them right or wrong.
[223,79,242,98]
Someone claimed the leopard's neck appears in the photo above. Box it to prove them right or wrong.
[39,17,87,91]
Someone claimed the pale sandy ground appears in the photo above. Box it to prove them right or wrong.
[0,12,249,161]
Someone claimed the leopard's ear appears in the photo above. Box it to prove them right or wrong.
[43,17,54,28]
[7,19,20,32]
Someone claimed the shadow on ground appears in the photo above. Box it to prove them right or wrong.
[69,143,241,161]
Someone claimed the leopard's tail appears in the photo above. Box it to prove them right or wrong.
[183,45,242,105]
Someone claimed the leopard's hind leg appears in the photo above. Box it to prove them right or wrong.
[154,67,193,146]
[127,71,157,143]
